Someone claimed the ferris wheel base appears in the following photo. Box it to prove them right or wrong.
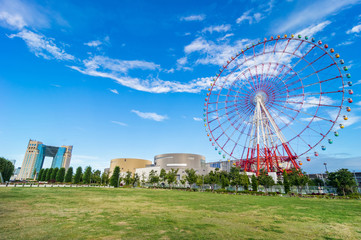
[236,156,300,176]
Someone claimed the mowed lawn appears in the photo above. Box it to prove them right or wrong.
[0,188,361,240]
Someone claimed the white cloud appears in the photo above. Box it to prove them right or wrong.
[296,21,331,36]
[193,117,202,121]
[84,40,102,47]
[236,10,264,24]
[70,55,213,93]
[109,89,118,94]
[337,40,354,47]
[111,121,127,126]
[184,37,251,65]
[0,11,26,29]
[346,24,361,34]
[202,24,231,34]
[76,55,159,74]
[8,30,74,61]
[180,14,205,22]
[177,56,187,65]
[217,33,234,41]
[0,0,51,30]
[131,110,168,122]
[275,0,360,33]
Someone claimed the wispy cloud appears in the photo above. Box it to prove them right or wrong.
[70,55,213,93]
[275,0,360,33]
[202,24,231,34]
[296,21,331,36]
[180,14,205,22]
[111,121,127,126]
[236,10,264,24]
[183,37,251,65]
[0,0,51,30]
[131,110,168,122]
[193,117,202,121]
[84,40,102,47]
[346,24,361,34]
[0,10,26,29]
[109,89,118,94]
[8,30,74,61]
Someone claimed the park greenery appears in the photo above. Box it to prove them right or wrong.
[5,153,359,196]
[13,168,360,197]
[0,157,14,182]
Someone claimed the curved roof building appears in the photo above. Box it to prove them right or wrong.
[154,153,206,172]
[109,158,151,176]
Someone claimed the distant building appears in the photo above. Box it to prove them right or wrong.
[109,158,152,177]
[135,166,161,182]
[152,153,213,180]
[17,139,72,180]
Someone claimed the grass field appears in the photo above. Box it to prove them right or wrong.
[0,188,361,240]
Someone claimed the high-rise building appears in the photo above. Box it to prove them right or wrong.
[17,139,73,180]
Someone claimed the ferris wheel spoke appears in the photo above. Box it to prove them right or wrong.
[271,103,335,123]
[268,108,313,150]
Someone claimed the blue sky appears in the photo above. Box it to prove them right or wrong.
[0,0,360,173]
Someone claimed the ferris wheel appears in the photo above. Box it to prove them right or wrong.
[204,34,353,175]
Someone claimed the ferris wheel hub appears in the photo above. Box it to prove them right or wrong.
[253,91,268,105]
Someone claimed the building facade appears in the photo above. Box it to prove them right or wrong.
[17,140,73,180]
[153,153,213,180]
[109,158,152,177]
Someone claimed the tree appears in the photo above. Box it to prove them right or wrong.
[110,166,120,187]
[33,169,37,179]
[206,170,220,192]
[257,169,275,193]
[56,168,66,182]
[91,170,101,184]
[251,175,258,191]
[230,167,242,192]
[131,173,140,187]
[240,172,250,190]
[327,168,357,196]
[73,167,82,184]
[180,175,187,187]
[37,169,44,181]
[148,170,159,187]
[185,168,197,188]
[166,168,179,189]
[0,157,15,182]
[64,167,73,183]
[309,177,325,187]
[283,171,291,194]
[50,168,59,181]
[159,168,167,183]
[46,168,53,181]
[220,171,230,189]
[83,166,92,184]
[196,175,205,190]
[289,168,310,194]
[41,169,48,181]
[124,171,132,186]
[101,171,109,185]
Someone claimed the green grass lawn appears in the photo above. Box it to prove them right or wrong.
[0,187,360,240]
